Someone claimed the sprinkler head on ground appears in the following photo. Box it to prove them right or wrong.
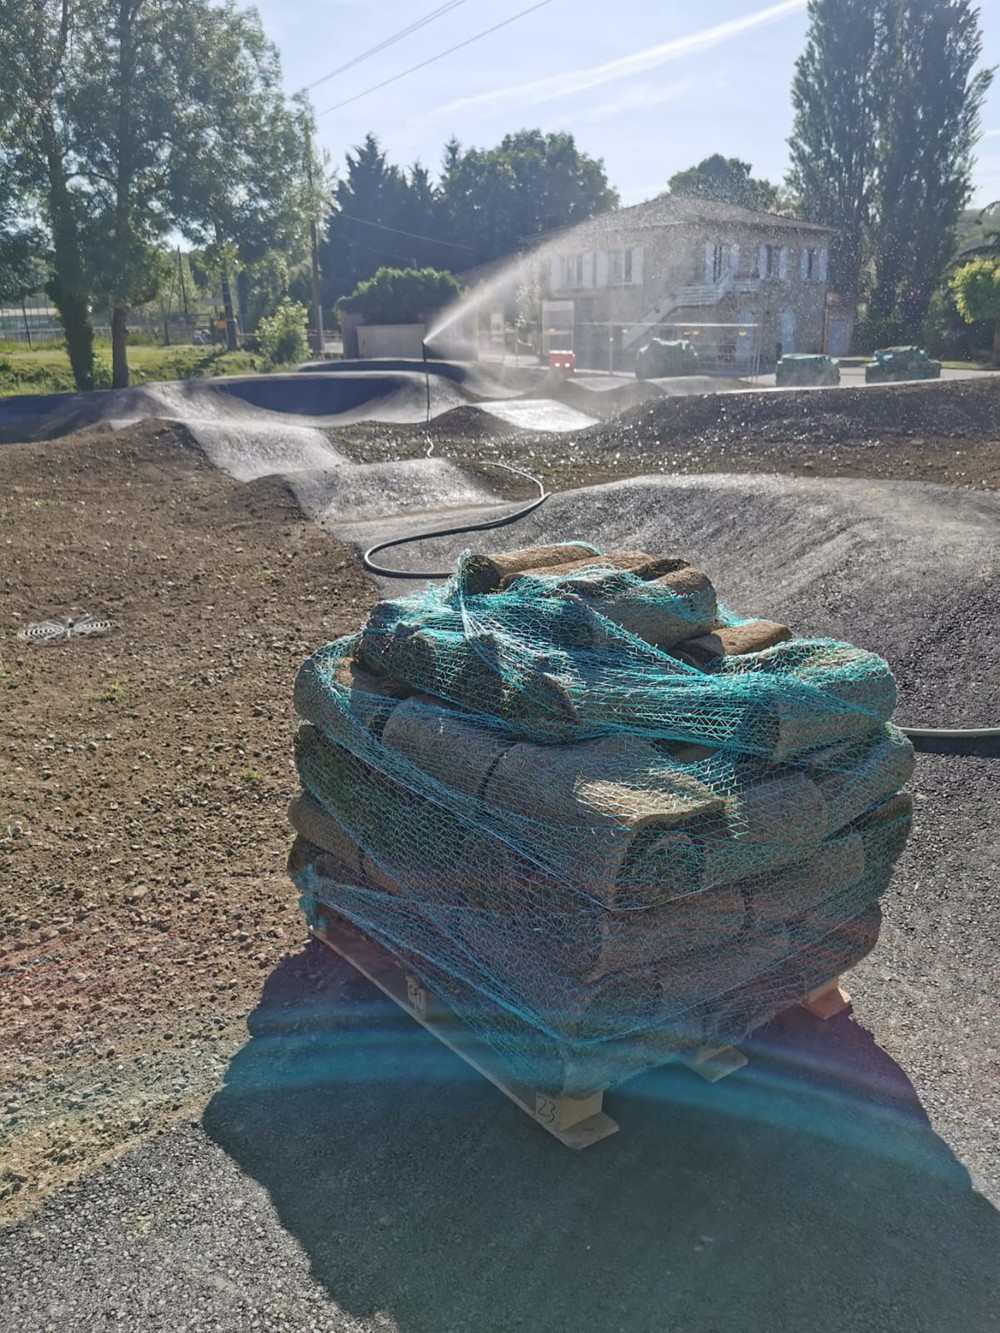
[16,613,115,643]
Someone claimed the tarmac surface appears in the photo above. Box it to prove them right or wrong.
[3,367,999,1331]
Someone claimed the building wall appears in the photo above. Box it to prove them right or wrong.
[357,323,427,359]
[541,218,833,370]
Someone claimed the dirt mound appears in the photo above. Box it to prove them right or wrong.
[328,370,1000,495]
[541,377,665,418]
[424,404,524,438]
[582,375,1000,453]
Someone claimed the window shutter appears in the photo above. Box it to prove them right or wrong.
[779,246,789,281]
[819,246,829,284]
[730,242,740,275]
[631,247,644,285]
[800,247,809,281]
[583,252,594,289]
[596,250,609,287]
[550,256,561,290]
[758,243,767,277]
[705,241,714,284]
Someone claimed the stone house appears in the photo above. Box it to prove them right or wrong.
[535,194,839,371]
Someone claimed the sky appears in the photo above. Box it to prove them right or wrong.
[253,0,1000,208]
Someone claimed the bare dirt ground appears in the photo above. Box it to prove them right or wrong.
[0,422,376,1223]
[1,374,998,1229]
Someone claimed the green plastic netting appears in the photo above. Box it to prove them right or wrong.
[289,543,913,1092]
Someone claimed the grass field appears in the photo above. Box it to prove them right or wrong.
[0,339,268,397]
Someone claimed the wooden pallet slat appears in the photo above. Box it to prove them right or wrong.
[681,1044,750,1083]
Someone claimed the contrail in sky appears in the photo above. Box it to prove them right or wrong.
[417,0,807,120]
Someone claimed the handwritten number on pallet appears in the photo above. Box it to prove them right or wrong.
[535,1095,557,1125]
[406,976,428,1014]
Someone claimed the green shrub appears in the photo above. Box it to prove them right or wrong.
[337,267,461,325]
[256,299,310,366]
[92,356,114,390]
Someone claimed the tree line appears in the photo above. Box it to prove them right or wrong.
[318,129,618,309]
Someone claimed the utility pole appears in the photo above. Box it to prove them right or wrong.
[310,213,324,359]
[306,125,325,359]
[177,247,190,337]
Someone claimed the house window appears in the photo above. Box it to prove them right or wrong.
[803,247,818,281]
[562,254,586,288]
[605,247,643,286]
[760,244,777,278]
[712,243,726,283]
[610,249,633,285]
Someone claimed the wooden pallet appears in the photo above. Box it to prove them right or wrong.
[311,908,850,1148]
[312,910,619,1147]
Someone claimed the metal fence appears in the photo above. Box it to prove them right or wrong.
[0,283,219,348]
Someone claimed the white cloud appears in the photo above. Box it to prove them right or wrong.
[416,0,806,121]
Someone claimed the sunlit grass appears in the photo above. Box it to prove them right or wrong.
[0,338,268,398]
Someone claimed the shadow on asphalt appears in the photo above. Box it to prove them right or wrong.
[204,941,1000,1333]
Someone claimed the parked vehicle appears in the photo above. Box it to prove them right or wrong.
[864,346,941,383]
[636,337,699,380]
[775,352,840,387]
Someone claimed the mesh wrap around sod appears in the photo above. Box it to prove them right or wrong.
[289,543,913,1092]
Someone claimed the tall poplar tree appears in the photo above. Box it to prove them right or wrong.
[868,0,991,332]
[787,0,890,305]
[788,0,992,339]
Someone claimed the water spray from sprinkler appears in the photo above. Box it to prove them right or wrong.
[422,337,432,424]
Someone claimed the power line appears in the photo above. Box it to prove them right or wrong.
[339,233,425,265]
[333,209,475,252]
[317,0,555,117]
[306,0,472,93]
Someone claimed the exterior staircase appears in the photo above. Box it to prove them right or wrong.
[622,272,738,351]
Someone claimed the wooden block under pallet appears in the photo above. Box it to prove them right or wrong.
[800,976,853,1020]
[311,908,620,1150]
[681,1044,749,1083]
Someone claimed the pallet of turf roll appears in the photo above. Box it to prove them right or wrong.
[288,543,914,1145]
